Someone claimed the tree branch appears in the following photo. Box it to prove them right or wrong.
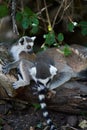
[43,0,52,29]
[11,0,19,35]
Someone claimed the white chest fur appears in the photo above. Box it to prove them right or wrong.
[10,45,22,60]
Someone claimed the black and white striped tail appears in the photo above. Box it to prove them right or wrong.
[37,83,57,130]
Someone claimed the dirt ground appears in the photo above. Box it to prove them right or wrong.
[0,102,87,130]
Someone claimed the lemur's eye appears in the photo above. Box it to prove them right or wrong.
[20,38,24,45]
[27,45,31,49]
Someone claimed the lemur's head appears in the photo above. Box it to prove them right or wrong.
[18,36,36,53]
[29,62,57,86]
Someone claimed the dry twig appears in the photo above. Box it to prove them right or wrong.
[43,0,52,29]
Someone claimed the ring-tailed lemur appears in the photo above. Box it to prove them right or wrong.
[29,53,58,130]
[2,36,36,89]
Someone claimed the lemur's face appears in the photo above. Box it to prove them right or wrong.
[18,36,36,53]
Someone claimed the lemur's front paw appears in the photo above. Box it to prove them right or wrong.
[2,64,10,74]
[12,79,29,89]
[12,81,22,89]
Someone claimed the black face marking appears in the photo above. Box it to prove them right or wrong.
[20,38,24,45]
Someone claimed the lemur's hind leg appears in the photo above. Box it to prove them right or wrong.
[13,60,33,89]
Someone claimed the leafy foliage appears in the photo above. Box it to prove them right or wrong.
[68,21,87,36]
[44,32,56,46]
[68,22,78,32]
[32,103,40,110]
[57,33,64,42]
[0,1,87,53]
[43,32,65,48]
[16,7,39,34]
[62,45,72,56]
[68,22,75,32]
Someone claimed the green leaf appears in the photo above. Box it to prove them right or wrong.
[30,26,39,34]
[16,12,22,22]
[22,17,29,29]
[44,32,56,46]
[31,14,39,24]
[62,45,72,56]
[32,103,40,110]
[0,5,9,18]
[57,33,64,42]
[29,15,39,26]
[68,22,75,32]
[16,7,39,32]
[23,7,33,17]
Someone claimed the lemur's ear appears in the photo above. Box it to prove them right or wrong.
[19,37,24,45]
[31,36,36,41]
